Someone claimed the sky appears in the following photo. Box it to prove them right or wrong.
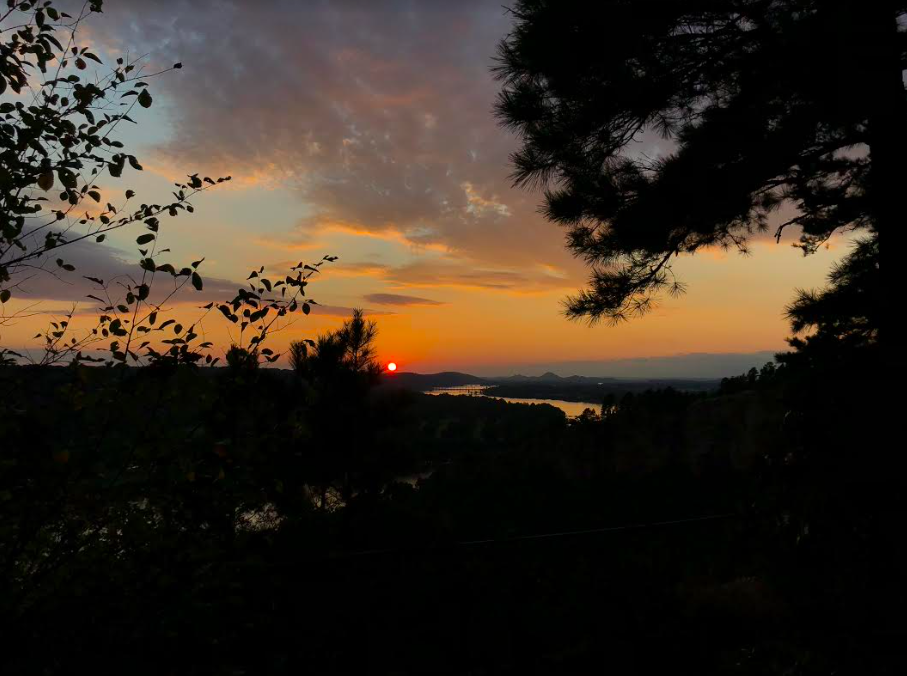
[0,0,850,376]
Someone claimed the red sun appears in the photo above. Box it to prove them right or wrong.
[387,362,398,372]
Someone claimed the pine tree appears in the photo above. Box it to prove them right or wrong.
[496,0,901,341]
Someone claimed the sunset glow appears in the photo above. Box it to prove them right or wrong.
[0,1,849,376]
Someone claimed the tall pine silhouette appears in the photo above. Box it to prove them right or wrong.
[496,0,898,352]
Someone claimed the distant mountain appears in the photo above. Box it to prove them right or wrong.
[473,351,778,379]
[385,371,485,390]
[384,370,720,396]
[493,371,619,385]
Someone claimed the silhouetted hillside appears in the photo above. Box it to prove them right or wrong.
[383,371,486,390]
[380,369,720,404]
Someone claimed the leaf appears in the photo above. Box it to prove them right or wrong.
[37,171,54,191]
[125,189,135,198]
[191,272,203,291]
[57,168,78,189]
[88,190,101,202]
[128,155,143,171]
[0,290,10,304]
[302,303,311,315]
[95,234,106,242]
[138,88,152,108]
[136,233,155,245]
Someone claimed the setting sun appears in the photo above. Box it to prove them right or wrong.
[387,362,398,372]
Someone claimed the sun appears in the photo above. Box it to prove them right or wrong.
[387,362,398,372]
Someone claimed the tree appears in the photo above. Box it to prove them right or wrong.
[0,1,207,304]
[495,1,901,333]
[290,308,381,381]
[782,235,879,364]
[289,309,382,504]
[338,308,379,373]
[0,0,227,366]
[1,0,338,368]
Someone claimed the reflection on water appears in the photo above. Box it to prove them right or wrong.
[427,385,598,418]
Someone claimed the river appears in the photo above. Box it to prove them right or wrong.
[426,385,599,418]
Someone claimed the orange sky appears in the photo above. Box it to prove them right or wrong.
[0,1,849,376]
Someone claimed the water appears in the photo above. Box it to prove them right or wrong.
[427,385,599,418]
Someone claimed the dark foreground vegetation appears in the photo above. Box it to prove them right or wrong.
[1,341,900,674]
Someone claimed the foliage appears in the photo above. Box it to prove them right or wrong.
[782,235,880,364]
[495,0,900,325]
[0,0,336,368]
[290,308,381,381]
[1,1,209,306]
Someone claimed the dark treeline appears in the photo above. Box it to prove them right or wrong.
[1,342,899,673]
[482,377,718,404]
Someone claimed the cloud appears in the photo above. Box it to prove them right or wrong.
[253,234,325,252]
[85,0,589,288]
[77,1,818,312]
[363,293,445,306]
[309,304,392,317]
[5,240,239,304]
[331,261,391,278]
[383,259,575,293]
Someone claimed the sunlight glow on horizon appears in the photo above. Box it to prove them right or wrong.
[0,3,854,376]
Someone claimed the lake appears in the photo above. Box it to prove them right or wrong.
[426,385,599,418]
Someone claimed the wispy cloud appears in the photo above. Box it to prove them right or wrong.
[5,240,238,304]
[363,293,445,306]
[309,304,393,317]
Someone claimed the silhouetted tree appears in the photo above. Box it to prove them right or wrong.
[339,308,380,375]
[291,308,381,382]
[495,1,901,331]
[781,235,879,364]
[225,345,259,370]
[290,309,383,504]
